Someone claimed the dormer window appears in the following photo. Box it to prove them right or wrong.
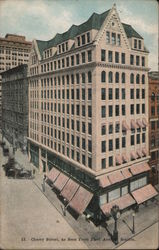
[77,37,80,46]
[45,51,47,58]
[87,32,90,43]
[59,45,61,54]
[66,42,68,51]
[138,40,141,49]
[112,33,116,45]
[62,43,65,52]
[106,31,110,43]
[134,39,137,49]
[50,49,52,57]
[47,50,49,57]
[82,34,85,45]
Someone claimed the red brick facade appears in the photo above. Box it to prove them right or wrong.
[148,71,159,185]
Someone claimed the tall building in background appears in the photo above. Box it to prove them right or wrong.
[148,71,159,185]
[0,34,32,129]
[27,4,158,219]
[1,65,28,152]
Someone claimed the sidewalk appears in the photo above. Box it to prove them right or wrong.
[1,137,159,249]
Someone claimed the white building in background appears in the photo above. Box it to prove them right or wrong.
[27,4,158,220]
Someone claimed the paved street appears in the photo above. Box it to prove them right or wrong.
[0,135,159,249]
[0,147,87,249]
[117,222,159,249]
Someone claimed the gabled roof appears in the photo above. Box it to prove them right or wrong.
[36,8,143,57]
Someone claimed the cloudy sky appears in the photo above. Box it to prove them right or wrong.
[0,0,158,70]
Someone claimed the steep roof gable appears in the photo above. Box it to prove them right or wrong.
[36,6,143,56]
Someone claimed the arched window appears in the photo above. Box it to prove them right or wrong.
[142,74,145,84]
[136,74,140,84]
[122,72,125,83]
[151,92,155,102]
[88,71,92,83]
[109,71,113,83]
[130,73,134,84]
[101,71,106,82]
[115,72,119,83]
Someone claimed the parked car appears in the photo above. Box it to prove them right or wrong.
[3,156,33,179]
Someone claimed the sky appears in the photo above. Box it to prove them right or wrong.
[0,0,158,70]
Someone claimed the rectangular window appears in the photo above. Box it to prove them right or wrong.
[108,51,113,62]
[109,88,113,100]
[109,124,113,134]
[121,53,125,64]
[130,104,134,115]
[101,141,106,153]
[77,37,80,46]
[109,156,113,167]
[115,88,119,99]
[117,34,121,46]
[101,124,106,135]
[134,39,137,48]
[136,56,140,66]
[101,88,106,100]
[88,89,92,100]
[122,105,125,116]
[82,52,85,63]
[109,139,113,151]
[131,134,134,145]
[108,188,120,202]
[136,89,140,99]
[116,138,119,149]
[130,55,134,65]
[122,89,125,99]
[142,56,145,67]
[109,105,113,117]
[112,33,116,45]
[115,52,119,63]
[82,34,85,45]
[106,31,110,43]
[88,106,92,117]
[115,105,119,116]
[88,123,92,135]
[136,104,140,114]
[87,32,90,43]
[71,55,74,66]
[101,106,106,118]
[88,50,92,62]
[121,186,128,196]
[101,159,106,169]
[101,49,106,61]
[76,54,80,65]
[122,137,126,148]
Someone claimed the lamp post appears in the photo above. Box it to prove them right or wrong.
[132,213,135,234]
[111,205,120,245]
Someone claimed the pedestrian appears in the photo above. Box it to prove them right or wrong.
[42,174,46,192]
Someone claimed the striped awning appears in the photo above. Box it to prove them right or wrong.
[121,168,132,179]
[142,148,148,156]
[122,120,130,131]
[47,168,60,183]
[108,171,125,184]
[130,163,150,175]
[142,118,148,127]
[136,149,143,158]
[136,119,143,128]
[122,153,129,162]
[116,154,123,165]
[131,119,137,129]
[99,175,111,188]
[60,179,79,202]
[131,184,158,204]
[68,186,93,214]
[101,194,136,215]
[131,151,138,160]
[53,172,69,191]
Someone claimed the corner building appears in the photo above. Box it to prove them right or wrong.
[28,5,158,220]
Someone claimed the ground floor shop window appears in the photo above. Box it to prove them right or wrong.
[121,185,128,196]
[130,176,147,191]
[99,194,107,205]
[108,188,120,202]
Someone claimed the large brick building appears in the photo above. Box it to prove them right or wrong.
[0,34,32,129]
[27,4,158,219]
[148,71,159,185]
[1,65,28,152]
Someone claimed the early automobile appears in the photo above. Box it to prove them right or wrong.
[3,156,33,179]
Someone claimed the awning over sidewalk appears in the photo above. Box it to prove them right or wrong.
[47,168,60,183]
[53,172,69,191]
[130,163,150,175]
[60,179,79,202]
[121,168,132,179]
[101,194,136,215]
[136,149,143,158]
[131,184,158,204]
[136,119,143,128]
[99,175,111,188]
[108,171,125,184]
[68,186,93,215]
[131,119,138,129]
[122,153,129,162]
